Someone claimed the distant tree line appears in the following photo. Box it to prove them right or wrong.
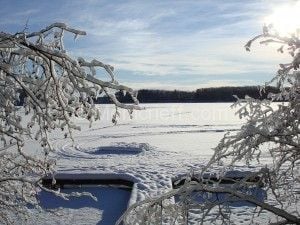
[17,86,279,105]
[95,86,279,104]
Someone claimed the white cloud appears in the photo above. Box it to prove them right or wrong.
[68,1,290,78]
[73,34,288,78]
[1,0,291,88]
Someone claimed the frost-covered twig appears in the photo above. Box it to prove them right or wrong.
[0,22,141,223]
[118,25,300,225]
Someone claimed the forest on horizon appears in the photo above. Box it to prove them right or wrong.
[96,86,279,103]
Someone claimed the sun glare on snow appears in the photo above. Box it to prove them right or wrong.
[265,1,300,36]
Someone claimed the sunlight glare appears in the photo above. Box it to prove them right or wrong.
[265,2,300,36]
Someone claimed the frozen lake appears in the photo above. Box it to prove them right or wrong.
[58,103,242,156]
[27,103,275,225]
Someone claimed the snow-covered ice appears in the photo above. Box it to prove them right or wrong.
[25,103,281,224]
[32,186,130,225]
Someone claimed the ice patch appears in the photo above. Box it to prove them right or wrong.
[36,186,131,225]
[172,170,267,207]
[87,142,150,155]
[55,142,153,159]
[89,146,141,155]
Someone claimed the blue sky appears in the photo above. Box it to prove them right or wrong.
[0,0,293,90]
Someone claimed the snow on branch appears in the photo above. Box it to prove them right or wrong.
[0,22,141,223]
[118,24,300,225]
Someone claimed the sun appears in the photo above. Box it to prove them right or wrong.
[265,1,300,36]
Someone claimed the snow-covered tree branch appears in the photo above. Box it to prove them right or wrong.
[0,23,140,223]
[118,25,300,225]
